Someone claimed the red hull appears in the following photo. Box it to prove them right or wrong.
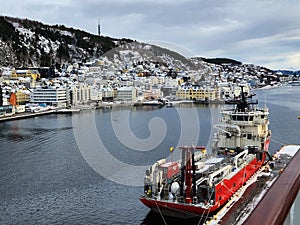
[140,151,267,218]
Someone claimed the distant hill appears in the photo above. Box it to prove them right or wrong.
[199,57,242,65]
[276,70,300,76]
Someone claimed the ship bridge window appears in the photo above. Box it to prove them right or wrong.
[247,134,252,139]
[239,116,245,121]
[237,115,244,121]
[231,115,253,121]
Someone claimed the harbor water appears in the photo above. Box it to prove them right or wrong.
[0,86,299,225]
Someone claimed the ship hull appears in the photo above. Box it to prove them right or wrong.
[140,148,269,219]
[140,197,213,219]
[214,153,266,207]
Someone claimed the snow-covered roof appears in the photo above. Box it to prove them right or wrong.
[118,86,135,91]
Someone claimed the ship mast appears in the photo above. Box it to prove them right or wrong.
[184,148,193,203]
[226,85,258,112]
[179,146,203,203]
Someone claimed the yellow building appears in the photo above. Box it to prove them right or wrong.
[176,85,219,101]
[11,69,40,80]
[15,90,31,105]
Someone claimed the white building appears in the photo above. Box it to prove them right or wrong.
[102,87,114,101]
[90,87,102,102]
[68,84,92,105]
[116,86,137,102]
[77,84,91,104]
[31,87,67,107]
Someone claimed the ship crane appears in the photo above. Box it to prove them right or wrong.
[213,124,241,137]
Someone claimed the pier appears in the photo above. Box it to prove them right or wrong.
[0,110,54,122]
[0,109,80,122]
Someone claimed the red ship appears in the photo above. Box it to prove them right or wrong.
[140,87,271,218]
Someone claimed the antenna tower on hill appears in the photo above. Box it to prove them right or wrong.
[98,19,101,36]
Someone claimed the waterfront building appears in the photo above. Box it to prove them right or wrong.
[113,87,118,99]
[176,84,218,101]
[101,87,114,102]
[90,87,103,102]
[67,86,77,106]
[15,90,31,105]
[68,84,92,105]
[30,86,67,107]
[143,90,160,100]
[116,86,137,102]
[15,105,25,113]
[142,84,162,100]
[0,105,14,117]
[9,93,17,106]
[76,84,91,104]
[161,86,178,98]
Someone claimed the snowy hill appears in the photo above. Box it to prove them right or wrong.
[0,16,206,71]
[0,16,283,85]
[0,16,128,67]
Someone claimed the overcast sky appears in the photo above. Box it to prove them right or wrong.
[1,0,300,70]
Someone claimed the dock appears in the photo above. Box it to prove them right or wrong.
[0,110,54,122]
[0,108,81,122]
[243,145,300,225]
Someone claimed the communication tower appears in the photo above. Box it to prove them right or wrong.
[98,19,101,36]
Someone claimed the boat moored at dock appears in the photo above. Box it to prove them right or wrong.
[140,86,272,219]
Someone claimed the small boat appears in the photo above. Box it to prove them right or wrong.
[298,115,300,119]
[134,100,164,107]
[288,81,300,86]
[139,86,272,219]
[165,102,173,107]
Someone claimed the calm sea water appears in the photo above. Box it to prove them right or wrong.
[0,86,299,225]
